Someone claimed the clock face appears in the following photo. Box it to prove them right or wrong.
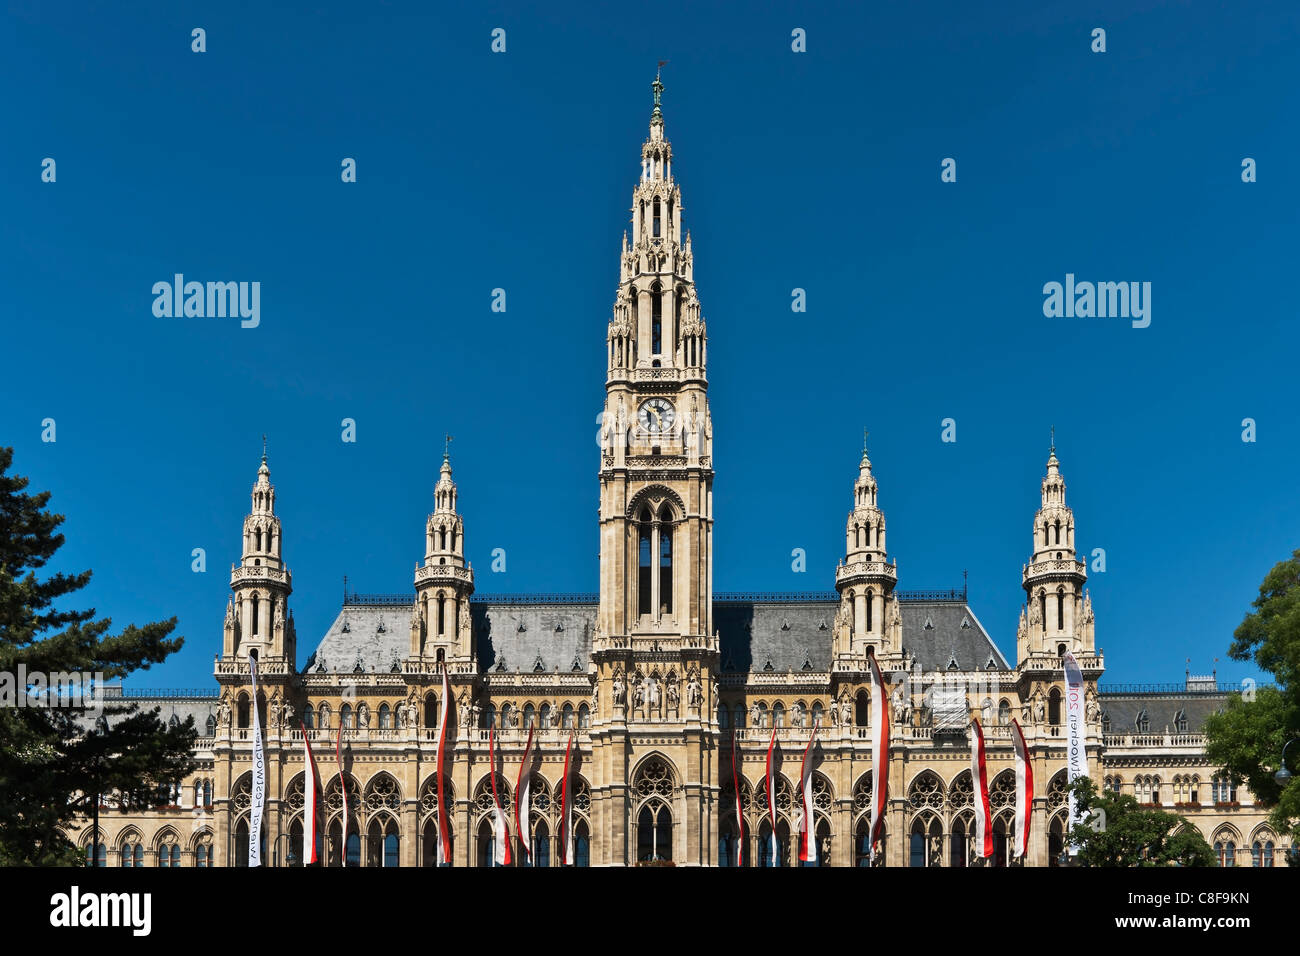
[638,398,675,433]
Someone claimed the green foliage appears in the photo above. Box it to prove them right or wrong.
[1067,777,1216,867]
[1204,549,1300,849]
[0,447,196,865]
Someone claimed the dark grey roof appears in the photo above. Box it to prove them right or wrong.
[1096,692,1227,733]
[716,600,1008,674]
[307,602,596,675]
[309,597,1008,676]
[900,603,1009,672]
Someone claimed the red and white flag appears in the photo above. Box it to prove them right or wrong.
[799,720,820,865]
[1011,717,1034,859]
[560,733,575,865]
[969,716,993,860]
[300,720,319,865]
[730,729,744,867]
[335,717,348,866]
[435,664,451,865]
[515,723,535,864]
[764,725,779,865]
[487,724,512,866]
[867,653,890,864]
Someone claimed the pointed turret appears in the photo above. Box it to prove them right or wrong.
[412,439,474,662]
[1019,435,1090,663]
[223,440,294,664]
[834,433,899,662]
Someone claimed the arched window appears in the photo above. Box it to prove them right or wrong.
[378,704,391,729]
[523,703,536,728]
[998,699,1010,725]
[1136,709,1150,733]
[866,589,873,631]
[203,779,212,806]
[1056,589,1065,630]
[237,694,250,729]
[425,694,438,727]
[562,703,575,729]
[366,818,400,867]
[84,839,107,867]
[1215,839,1236,867]
[251,594,259,636]
[638,514,653,616]
[1048,688,1062,725]
[758,819,790,867]
[855,690,870,727]
[651,288,663,354]
[578,704,590,728]
[340,704,353,730]
[633,758,674,863]
[718,705,729,729]
[574,820,590,868]
[652,198,661,238]
[539,703,552,729]
[157,832,180,867]
[659,512,673,615]
[533,820,551,868]
[1038,591,1047,632]
[302,704,314,730]
[205,713,217,735]
[437,595,446,635]
[193,835,212,868]
[772,702,785,728]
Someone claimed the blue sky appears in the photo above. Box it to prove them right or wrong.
[3,1,1297,690]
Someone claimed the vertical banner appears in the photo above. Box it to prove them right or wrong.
[560,733,575,866]
[969,717,993,860]
[764,725,779,866]
[300,720,319,865]
[1063,651,1085,855]
[436,664,451,865]
[730,729,744,867]
[487,725,512,866]
[1011,717,1034,860]
[336,718,348,866]
[867,652,890,864]
[798,721,819,865]
[248,651,265,867]
[515,724,536,864]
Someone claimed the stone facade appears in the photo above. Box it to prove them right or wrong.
[68,79,1289,869]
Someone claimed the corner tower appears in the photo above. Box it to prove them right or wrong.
[222,445,295,665]
[833,437,899,665]
[1018,440,1092,664]
[411,446,475,664]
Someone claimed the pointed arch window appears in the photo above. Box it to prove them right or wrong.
[638,510,653,616]
[1048,687,1062,725]
[659,509,673,615]
[652,197,661,238]
[651,284,663,354]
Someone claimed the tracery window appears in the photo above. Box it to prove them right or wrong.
[633,758,674,863]
[1214,838,1237,867]
[948,771,973,810]
[193,831,212,868]
[119,831,144,867]
[365,774,401,814]
[988,770,1016,812]
[474,774,512,816]
[1251,838,1275,867]
[907,771,944,811]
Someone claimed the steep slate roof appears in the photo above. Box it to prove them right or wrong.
[1097,691,1227,734]
[308,596,1008,676]
[307,601,596,675]
[714,600,1008,674]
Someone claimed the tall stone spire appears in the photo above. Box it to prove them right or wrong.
[412,446,474,662]
[834,435,899,662]
[1018,440,1091,663]
[222,445,294,664]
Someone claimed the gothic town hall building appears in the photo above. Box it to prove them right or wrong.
[73,80,1288,868]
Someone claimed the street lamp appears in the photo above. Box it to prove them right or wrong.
[272,832,295,868]
[1274,739,1296,787]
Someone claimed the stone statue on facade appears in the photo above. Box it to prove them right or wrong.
[1085,689,1101,723]
[612,672,625,706]
[828,698,839,726]
[667,679,680,708]
[459,693,471,729]
[687,673,702,708]
[750,702,761,727]
[1032,692,1046,725]
[217,692,232,729]
[791,702,805,728]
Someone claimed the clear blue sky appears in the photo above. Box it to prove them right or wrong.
[3,1,1297,690]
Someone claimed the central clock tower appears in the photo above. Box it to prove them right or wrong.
[592,73,719,864]
[596,73,714,648]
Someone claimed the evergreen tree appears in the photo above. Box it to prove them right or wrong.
[0,447,196,865]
